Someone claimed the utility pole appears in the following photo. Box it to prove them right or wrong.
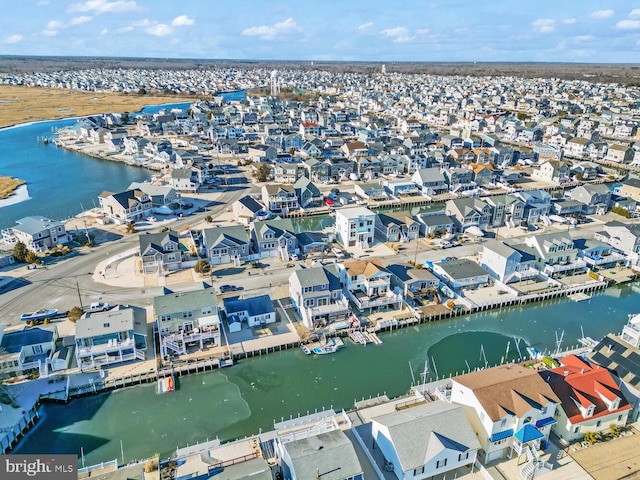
[76,280,83,310]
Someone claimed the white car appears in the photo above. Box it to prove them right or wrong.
[331,248,345,258]
[290,253,299,261]
[147,216,157,222]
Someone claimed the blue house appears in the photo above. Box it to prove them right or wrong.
[223,295,276,332]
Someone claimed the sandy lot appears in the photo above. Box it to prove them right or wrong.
[0,85,195,128]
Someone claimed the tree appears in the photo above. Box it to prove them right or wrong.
[25,252,41,265]
[204,215,213,223]
[254,163,272,182]
[194,259,211,275]
[12,242,28,263]
[67,306,84,323]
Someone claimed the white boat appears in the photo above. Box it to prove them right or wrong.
[157,375,175,394]
[301,344,311,355]
[312,344,338,355]
[20,308,58,322]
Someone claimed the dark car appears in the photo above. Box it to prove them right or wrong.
[219,285,244,293]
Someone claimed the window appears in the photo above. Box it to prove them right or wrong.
[436,458,447,469]
[596,420,601,428]
[540,406,547,415]
[303,286,313,293]
[183,311,193,318]
[201,307,212,315]
[574,426,579,433]
[413,466,425,475]
[159,315,171,322]
[458,452,469,461]
[304,299,314,307]
[33,345,43,354]
[501,418,507,427]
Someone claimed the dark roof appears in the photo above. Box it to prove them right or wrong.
[589,334,640,389]
[1,326,55,353]
[139,230,180,255]
[236,195,264,214]
[223,295,275,317]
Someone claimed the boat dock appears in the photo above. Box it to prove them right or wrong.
[568,292,591,302]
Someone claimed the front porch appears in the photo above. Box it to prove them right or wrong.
[346,289,403,311]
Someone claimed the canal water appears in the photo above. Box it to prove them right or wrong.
[15,283,639,464]
[0,102,191,230]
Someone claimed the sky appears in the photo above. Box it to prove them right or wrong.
[1,0,639,63]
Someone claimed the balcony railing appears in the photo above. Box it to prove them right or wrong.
[77,338,134,357]
[582,252,626,266]
[307,297,350,317]
[543,260,587,274]
[161,328,219,346]
[347,290,403,309]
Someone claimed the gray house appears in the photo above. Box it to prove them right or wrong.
[139,230,183,274]
[250,219,299,260]
[375,211,420,243]
[1,216,70,253]
[202,225,252,265]
[568,184,612,215]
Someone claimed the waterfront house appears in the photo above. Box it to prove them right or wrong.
[532,160,571,184]
[480,240,538,284]
[594,222,640,265]
[375,211,420,243]
[443,167,476,193]
[173,444,271,480]
[170,167,201,193]
[543,354,631,443]
[293,176,323,208]
[154,286,221,358]
[301,158,330,183]
[98,189,152,225]
[447,364,559,464]
[222,295,275,332]
[296,231,330,255]
[261,184,299,214]
[127,182,179,208]
[335,207,377,250]
[445,198,492,232]
[250,218,299,260]
[289,264,350,329]
[573,237,626,269]
[416,213,455,237]
[353,181,388,201]
[1,216,70,253]
[411,167,448,197]
[273,162,302,184]
[202,225,252,266]
[567,184,612,215]
[387,264,440,299]
[522,232,585,277]
[232,195,265,224]
[514,190,552,225]
[139,230,183,274]
[564,137,592,158]
[0,325,58,377]
[327,157,356,181]
[431,258,490,290]
[383,179,420,197]
[485,195,525,228]
[369,402,480,480]
[605,144,634,163]
[551,199,584,217]
[338,259,402,312]
[75,305,147,371]
[617,176,640,203]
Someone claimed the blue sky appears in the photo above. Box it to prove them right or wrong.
[1,0,639,62]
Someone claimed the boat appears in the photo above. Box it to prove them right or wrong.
[20,308,58,322]
[157,375,175,394]
[312,344,338,355]
[301,344,311,355]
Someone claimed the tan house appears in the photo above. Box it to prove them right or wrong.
[605,143,634,163]
[99,189,152,224]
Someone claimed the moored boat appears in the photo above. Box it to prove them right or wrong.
[301,344,311,355]
[312,344,338,355]
[157,375,175,394]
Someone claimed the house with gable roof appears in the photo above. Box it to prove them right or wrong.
[375,211,420,243]
[293,176,323,208]
[232,195,265,224]
[369,402,481,480]
[338,259,402,312]
[222,295,275,332]
[411,167,448,197]
[99,188,152,224]
[250,218,299,260]
[0,325,58,377]
[480,240,538,284]
[567,184,612,215]
[139,230,183,274]
[261,184,299,214]
[201,225,252,265]
[532,160,571,184]
[445,198,493,232]
[1,216,70,253]
[447,364,560,464]
[543,354,631,442]
[289,264,350,329]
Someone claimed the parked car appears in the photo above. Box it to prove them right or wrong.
[219,285,243,293]
[440,241,453,249]
[331,247,345,259]
[85,302,111,313]
[147,216,157,222]
[325,197,334,206]
[290,253,299,261]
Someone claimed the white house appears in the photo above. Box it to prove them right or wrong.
[335,207,376,249]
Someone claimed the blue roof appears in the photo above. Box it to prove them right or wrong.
[0,327,54,353]
[535,417,557,428]
[489,429,513,442]
[514,424,544,443]
[223,294,274,317]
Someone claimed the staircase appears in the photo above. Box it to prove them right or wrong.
[520,445,553,480]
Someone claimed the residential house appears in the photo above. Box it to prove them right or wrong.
[341,140,369,158]
[354,181,388,201]
[412,168,448,197]
[514,190,552,225]
[480,240,538,284]
[564,137,593,158]
[273,162,302,184]
[327,157,356,181]
[369,402,480,480]
[296,231,330,255]
[127,182,179,207]
[448,364,560,463]
[248,144,277,162]
[445,198,493,232]
[432,258,490,290]
[289,265,350,329]
[98,189,152,224]
[416,213,455,237]
[534,142,562,161]
[605,144,634,163]
[232,195,265,224]
[75,306,147,371]
[375,211,420,242]
[522,232,585,276]
[1,216,70,253]
[568,184,612,215]
[339,259,402,312]
[154,286,221,358]
[170,168,201,193]
[223,295,275,333]
[250,218,299,260]
[384,179,420,197]
[261,184,299,214]
[443,167,476,193]
[543,355,631,442]
[485,195,525,228]
[0,325,58,377]
[335,207,376,249]
[387,264,439,298]
[593,221,640,265]
[302,158,330,183]
[532,160,571,184]
[293,177,323,208]
[551,199,584,217]
[469,163,494,186]
[618,176,640,203]
[139,230,183,274]
[202,225,252,265]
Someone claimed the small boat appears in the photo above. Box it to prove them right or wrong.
[301,344,311,355]
[157,375,175,394]
[20,308,58,322]
[312,344,338,355]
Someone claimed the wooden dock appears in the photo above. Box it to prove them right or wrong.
[568,292,591,302]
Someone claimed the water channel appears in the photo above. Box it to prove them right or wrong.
[15,284,639,464]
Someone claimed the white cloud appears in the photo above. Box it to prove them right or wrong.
[574,35,594,41]
[36,0,50,5]
[382,26,408,37]
[241,18,302,40]
[616,19,640,30]
[47,20,64,29]
[116,26,134,33]
[131,18,152,27]
[358,22,374,31]
[3,34,23,44]
[42,29,58,36]
[68,0,138,14]
[590,9,614,19]
[562,18,577,24]
[146,23,172,36]
[99,28,108,35]
[531,18,556,33]
[171,15,194,27]
[631,9,640,18]
[67,16,93,26]
[415,28,429,35]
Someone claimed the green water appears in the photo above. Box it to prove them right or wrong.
[16,284,639,464]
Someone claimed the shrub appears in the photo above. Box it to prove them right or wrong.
[144,458,159,473]
[67,306,84,323]
[610,206,631,218]
[194,259,211,275]
[12,242,28,263]
[204,215,213,223]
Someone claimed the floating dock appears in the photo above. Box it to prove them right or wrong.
[568,292,591,302]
